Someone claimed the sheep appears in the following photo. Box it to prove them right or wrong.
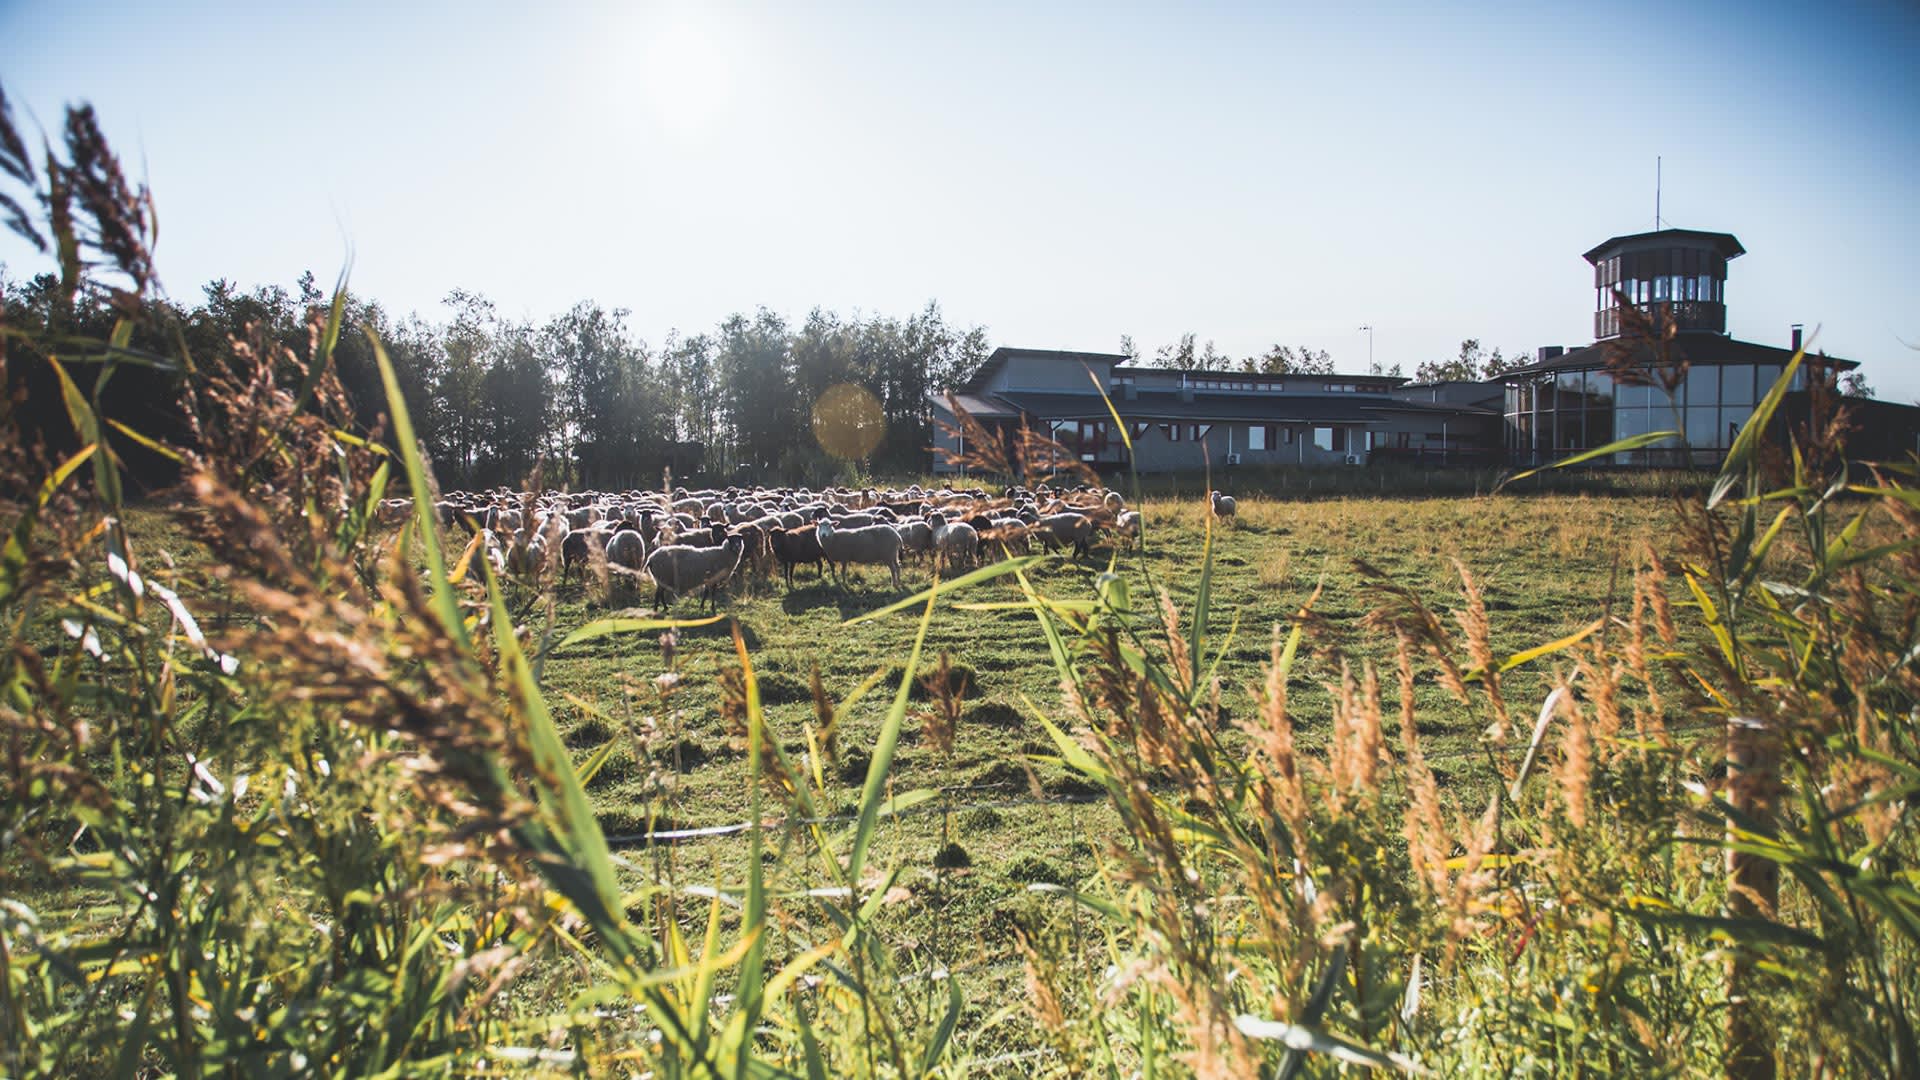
[769,524,826,589]
[816,520,903,590]
[478,529,509,577]
[981,518,1032,558]
[1115,509,1142,546]
[895,519,934,564]
[1210,490,1237,520]
[928,511,978,574]
[645,535,746,611]
[1033,512,1096,558]
[561,526,613,583]
[604,529,647,595]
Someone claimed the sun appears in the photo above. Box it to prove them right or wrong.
[639,20,734,133]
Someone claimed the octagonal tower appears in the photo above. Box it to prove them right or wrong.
[1585,228,1744,340]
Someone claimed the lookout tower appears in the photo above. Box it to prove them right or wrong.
[1585,228,1744,340]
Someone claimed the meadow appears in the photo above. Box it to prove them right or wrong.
[4,98,1915,1076]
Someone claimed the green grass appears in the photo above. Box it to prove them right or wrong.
[134,492,1670,996]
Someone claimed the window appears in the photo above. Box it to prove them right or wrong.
[1192,423,1212,441]
[1313,427,1335,451]
[1247,424,1267,451]
[1685,366,1719,408]
[1284,427,1295,445]
[1160,423,1181,442]
[1131,421,1152,438]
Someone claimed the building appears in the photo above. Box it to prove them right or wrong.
[930,348,1500,475]
[1500,227,1919,466]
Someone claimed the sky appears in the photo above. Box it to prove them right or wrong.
[3,0,1917,400]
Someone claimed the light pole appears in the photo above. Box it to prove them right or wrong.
[1358,325,1375,375]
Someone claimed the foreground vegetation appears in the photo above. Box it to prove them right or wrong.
[4,92,1917,1077]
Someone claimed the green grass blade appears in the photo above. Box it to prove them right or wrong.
[841,554,1047,626]
[921,974,964,1074]
[731,621,769,1069]
[1496,430,1679,491]
[555,614,724,651]
[846,578,939,887]
[1712,346,1806,508]
[482,561,623,927]
[368,329,468,650]
[1189,494,1214,686]
[49,356,121,509]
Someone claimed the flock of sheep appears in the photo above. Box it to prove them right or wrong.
[375,484,1238,611]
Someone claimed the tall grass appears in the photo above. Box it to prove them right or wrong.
[4,93,1916,1077]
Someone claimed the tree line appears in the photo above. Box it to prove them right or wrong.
[0,267,996,491]
[1119,331,1534,382]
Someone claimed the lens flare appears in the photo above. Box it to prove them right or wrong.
[811,383,885,460]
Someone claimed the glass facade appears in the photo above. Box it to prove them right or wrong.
[1504,361,1800,466]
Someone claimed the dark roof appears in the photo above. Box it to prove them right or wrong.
[1582,228,1745,264]
[1109,364,1406,387]
[965,347,1130,390]
[991,389,1491,424]
[928,391,1019,419]
[1499,335,1857,379]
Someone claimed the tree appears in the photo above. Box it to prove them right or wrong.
[1840,370,1875,398]
[1483,346,1526,378]
[1250,344,1334,375]
[1155,332,1197,370]
[1119,334,1137,361]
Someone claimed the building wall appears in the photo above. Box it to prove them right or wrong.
[1125,421,1368,471]
[930,402,962,473]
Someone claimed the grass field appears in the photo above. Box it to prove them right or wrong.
[98,489,1681,1048]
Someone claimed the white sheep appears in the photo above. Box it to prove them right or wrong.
[928,511,978,574]
[645,535,746,611]
[605,529,647,593]
[1210,490,1237,520]
[1115,509,1142,546]
[816,520,903,590]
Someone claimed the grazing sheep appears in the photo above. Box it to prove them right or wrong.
[645,535,746,611]
[1033,512,1095,559]
[981,518,1032,558]
[561,526,613,584]
[479,529,509,577]
[1210,490,1236,520]
[769,524,827,589]
[604,529,647,594]
[816,520,903,590]
[928,511,978,574]
[1115,509,1142,546]
[895,519,934,563]
[1102,490,1125,513]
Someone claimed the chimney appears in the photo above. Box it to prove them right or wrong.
[1537,346,1564,364]
[1790,324,1804,353]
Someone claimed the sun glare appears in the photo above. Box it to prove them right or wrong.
[639,20,733,133]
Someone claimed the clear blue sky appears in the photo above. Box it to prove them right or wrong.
[4,1,1917,399]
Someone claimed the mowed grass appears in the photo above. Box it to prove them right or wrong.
[100,491,1675,1013]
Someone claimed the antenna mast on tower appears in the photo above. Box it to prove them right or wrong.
[1656,155,1663,229]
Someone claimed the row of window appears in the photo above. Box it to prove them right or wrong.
[1504,363,1805,453]
[1594,247,1727,288]
[1045,419,1365,455]
[1106,378,1372,394]
[1505,363,1797,415]
[1597,277,1724,310]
